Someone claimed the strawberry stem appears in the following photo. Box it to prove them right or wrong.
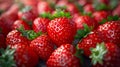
[40,12,53,20]
[90,42,107,65]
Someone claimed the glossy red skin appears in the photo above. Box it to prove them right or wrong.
[47,44,80,67]
[0,4,18,35]
[93,43,120,67]
[74,16,98,30]
[18,9,37,23]
[47,17,77,47]
[14,43,39,67]
[78,31,103,56]
[93,11,108,22]
[0,33,6,48]
[84,4,95,13]
[113,4,120,16]
[96,21,120,46]
[37,1,52,14]
[30,35,54,60]
[12,20,30,30]
[6,30,30,47]
[33,18,50,33]
[66,3,79,15]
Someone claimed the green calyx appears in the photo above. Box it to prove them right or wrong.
[21,6,32,13]
[75,24,93,40]
[99,15,120,24]
[93,0,109,11]
[40,12,53,20]
[52,9,71,19]
[17,26,42,40]
[90,42,107,65]
[0,46,16,67]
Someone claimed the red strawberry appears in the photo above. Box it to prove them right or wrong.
[18,6,37,26]
[112,4,120,16]
[47,44,80,67]
[14,43,39,67]
[47,17,77,46]
[6,30,30,47]
[12,20,30,30]
[0,33,6,48]
[33,17,50,33]
[30,34,55,60]
[90,42,120,67]
[66,3,79,14]
[84,4,95,13]
[96,21,120,46]
[93,11,108,23]
[0,4,18,35]
[37,1,52,14]
[78,31,103,56]
[74,16,98,30]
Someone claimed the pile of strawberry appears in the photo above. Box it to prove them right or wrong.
[0,0,120,67]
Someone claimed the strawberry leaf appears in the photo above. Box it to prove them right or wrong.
[0,46,16,67]
[90,42,107,65]
[40,12,53,20]
[17,26,42,40]
[75,24,93,39]
[52,9,71,19]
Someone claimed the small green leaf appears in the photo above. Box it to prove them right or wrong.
[40,12,53,20]
[52,9,71,19]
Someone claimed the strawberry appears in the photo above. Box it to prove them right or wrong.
[37,1,52,14]
[112,4,120,16]
[33,17,50,33]
[18,6,37,26]
[0,4,18,35]
[84,4,95,13]
[47,44,80,67]
[90,42,120,67]
[78,31,103,56]
[14,43,39,67]
[74,16,98,30]
[30,34,55,60]
[66,3,79,15]
[12,20,30,30]
[47,10,77,46]
[93,11,109,23]
[0,33,6,48]
[96,21,120,46]
[6,30,30,47]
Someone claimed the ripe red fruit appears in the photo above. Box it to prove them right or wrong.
[0,33,6,48]
[93,11,108,23]
[78,31,103,56]
[66,3,79,14]
[12,20,30,30]
[112,4,120,16]
[33,17,50,33]
[18,6,37,25]
[96,21,120,46]
[84,4,95,13]
[74,16,98,30]
[90,42,120,67]
[47,44,80,67]
[6,30,30,47]
[30,35,55,60]
[47,17,77,47]
[14,43,39,67]
[37,1,52,14]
